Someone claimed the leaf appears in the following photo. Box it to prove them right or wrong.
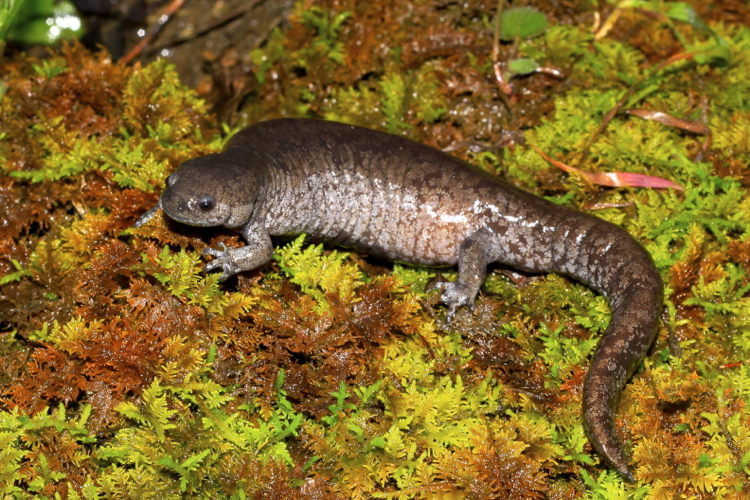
[624,109,709,135]
[7,0,83,46]
[0,0,26,45]
[662,2,731,67]
[500,7,548,40]
[665,2,709,31]
[690,42,732,68]
[531,143,684,190]
[508,58,540,76]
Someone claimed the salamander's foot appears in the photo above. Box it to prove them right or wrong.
[202,243,243,281]
[428,280,476,323]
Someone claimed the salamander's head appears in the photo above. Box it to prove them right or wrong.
[160,153,260,229]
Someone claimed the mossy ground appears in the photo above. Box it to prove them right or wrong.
[1,1,750,498]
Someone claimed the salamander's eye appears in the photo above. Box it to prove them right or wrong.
[166,174,176,187]
[198,196,215,212]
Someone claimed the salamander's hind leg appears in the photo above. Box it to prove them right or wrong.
[429,228,494,322]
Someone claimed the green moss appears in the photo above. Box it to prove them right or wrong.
[272,235,363,310]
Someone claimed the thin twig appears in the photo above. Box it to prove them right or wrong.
[120,0,186,65]
[148,0,263,52]
[491,0,504,65]
[491,0,514,112]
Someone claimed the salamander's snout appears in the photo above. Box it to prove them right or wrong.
[159,182,228,227]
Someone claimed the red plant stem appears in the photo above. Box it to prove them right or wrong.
[120,0,186,65]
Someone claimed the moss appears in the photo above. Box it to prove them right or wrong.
[2,1,750,498]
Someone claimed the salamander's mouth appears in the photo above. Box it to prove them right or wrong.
[163,209,227,227]
[160,188,229,227]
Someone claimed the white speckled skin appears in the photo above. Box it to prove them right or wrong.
[135,118,663,482]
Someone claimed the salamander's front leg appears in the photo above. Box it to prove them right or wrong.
[133,199,162,228]
[431,228,494,322]
[203,225,274,281]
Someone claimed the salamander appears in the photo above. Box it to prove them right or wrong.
[135,118,663,482]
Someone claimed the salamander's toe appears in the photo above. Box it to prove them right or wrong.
[430,280,474,323]
[201,243,243,280]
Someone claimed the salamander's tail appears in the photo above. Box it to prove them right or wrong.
[581,255,663,482]
[547,211,663,482]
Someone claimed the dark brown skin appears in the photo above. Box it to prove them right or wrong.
[135,118,664,482]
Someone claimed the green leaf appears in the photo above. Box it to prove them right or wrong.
[8,0,83,45]
[500,7,548,40]
[663,1,730,66]
[0,0,26,46]
[508,58,540,76]
[666,2,709,31]
[691,41,732,68]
